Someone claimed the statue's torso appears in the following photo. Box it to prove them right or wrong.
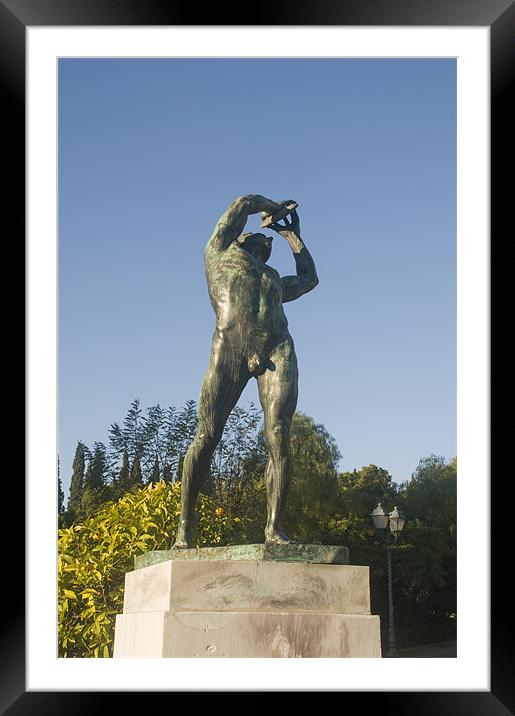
[204,242,290,369]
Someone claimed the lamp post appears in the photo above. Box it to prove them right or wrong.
[370,503,406,657]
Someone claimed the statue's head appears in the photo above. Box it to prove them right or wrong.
[238,232,273,263]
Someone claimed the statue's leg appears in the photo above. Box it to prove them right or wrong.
[257,338,298,544]
[173,350,249,548]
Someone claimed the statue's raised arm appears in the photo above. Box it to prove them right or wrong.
[206,194,283,253]
[269,209,319,302]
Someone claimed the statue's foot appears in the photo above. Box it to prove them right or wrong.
[171,527,191,549]
[171,511,199,549]
[264,528,291,545]
[171,539,191,550]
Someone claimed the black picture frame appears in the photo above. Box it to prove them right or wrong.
[5,0,511,711]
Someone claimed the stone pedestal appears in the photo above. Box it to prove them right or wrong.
[113,546,381,658]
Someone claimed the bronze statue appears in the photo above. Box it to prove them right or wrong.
[173,195,319,548]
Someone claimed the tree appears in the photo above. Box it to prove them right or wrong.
[397,454,457,529]
[129,454,144,488]
[166,399,198,477]
[338,465,398,515]
[113,449,131,497]
[142,405,166,477]
[162,462,173,482]
[149,456,161,483]
[395,455,457,621]
[323,464,398,573]
[108,399,199,484]
[68,441,86,513]
[58,456,65,528]
[80,442,108,517]
[66,441,87,524]
[211,403,265,512]
[108,398,147,468]
[283,412,341,543]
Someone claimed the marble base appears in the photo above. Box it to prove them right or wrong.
[114,610,381,658]
[113,551,381,658]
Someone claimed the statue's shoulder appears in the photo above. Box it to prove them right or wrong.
[205,239,234,259]
[264,264,281,281]
[204,241,243,275]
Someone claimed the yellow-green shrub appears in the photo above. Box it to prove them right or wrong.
[58,481,244,658]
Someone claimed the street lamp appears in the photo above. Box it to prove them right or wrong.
[370,502,406,657]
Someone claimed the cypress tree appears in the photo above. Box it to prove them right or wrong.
[116,450,131,493]
[68,441,86,517]
[129,454,144,487]
[83,443,107,492]
[58,455,65,528]
[176,454,185,481]
[162,463,173,482]
[150,457,161,483]
[81,442,107,516]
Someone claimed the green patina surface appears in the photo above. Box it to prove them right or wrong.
[174,196,319,549]
[134,543,349,570]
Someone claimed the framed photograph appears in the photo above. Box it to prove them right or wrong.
[5,0,510,710]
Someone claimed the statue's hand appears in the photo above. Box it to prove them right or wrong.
[270,208,301,238]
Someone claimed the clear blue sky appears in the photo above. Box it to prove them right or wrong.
[58,58,456,495]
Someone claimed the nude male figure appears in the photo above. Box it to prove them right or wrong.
[173,194,319,548]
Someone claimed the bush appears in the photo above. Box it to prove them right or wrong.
[58,481,244,657]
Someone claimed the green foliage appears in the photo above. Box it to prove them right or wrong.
[58,481,245,658]
[338,464,398,516]
[210,403,267,534]
[108,399,198,484]
[115,450,130,494]
[325,457,457,636]
[395,455,457,618]
[326,464,398,565]
[150,456,161,483]
[78,443,108,517]
[83,443,108,493]
[392,523,455,616]
[67,441,86,522]
[108,398,145,463]
[58,456,65,528]
[397,454,457,529]
[129,454,144,487]
[284,412,341,543]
